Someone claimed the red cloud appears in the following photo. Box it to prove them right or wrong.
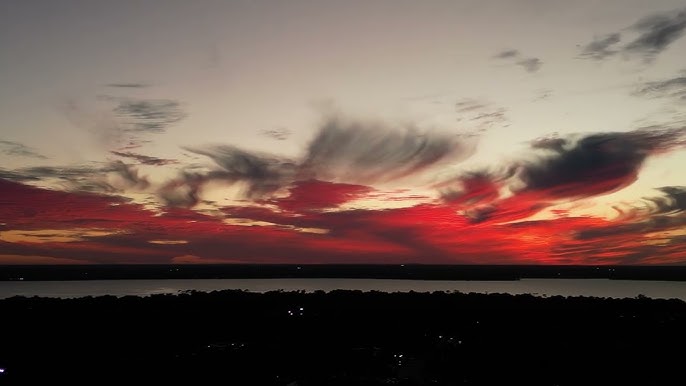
[2,175,686,265]
[273,180,373,212]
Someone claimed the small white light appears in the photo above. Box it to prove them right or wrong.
[0,368,5,373]
[299,307,304,311]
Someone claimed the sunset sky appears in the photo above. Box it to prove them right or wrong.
[1,0,686,265]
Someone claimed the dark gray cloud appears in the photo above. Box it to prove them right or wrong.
[110,150,178,166]
[634,75,686,101]
[517,128,686,198]
[455,99,489,113]
[106,83,149,88]
[63,96,186,150]
[625,9,686,59]
[157,171,204,208]
[436,128,686,226]
[573,186,686,253]
[260,128,291,140]
[0,140,47,159]
[516,57,543,73]
[493,49,542,73]
[580,8,686,61]
[14,165,101,181]
[105,161,150,191]
[181,145,297,200]
[0,162,149,193]
[579,33,621,60]
[644,186,686,214]
[530,136,567,152]
[494,49,519,59]
[112,98,185,133]
[0,169,40,182]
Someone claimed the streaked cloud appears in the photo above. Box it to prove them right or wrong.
[580,8,686,62]
[579,33,622,60]
[633,73,686,101]
[0,140,47,159]
[110,150,178,166]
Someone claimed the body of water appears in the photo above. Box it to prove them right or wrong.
[0,278,685,300]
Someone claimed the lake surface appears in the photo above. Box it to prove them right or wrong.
[1,278,685,300]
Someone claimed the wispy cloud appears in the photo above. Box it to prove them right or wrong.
[0,140,47,159]
[625,9,686,59]
[105,83,150,88]
[62,95,186,150]
[516,57,543,73]
[110,97,185,134]
[110,151,178,166]
[493,49,543,73]
[164,114,475,208]
[0,161,150,193]
[455,98,509,131]
[580,8,686,62]
[260,128,291,140]
[494,49,519,59]
[644,186,686,214]
[301,116,474,184]
[633,73,686,101]
[579,33,622,60]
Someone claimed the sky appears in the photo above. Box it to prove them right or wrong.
[1,0,686,265]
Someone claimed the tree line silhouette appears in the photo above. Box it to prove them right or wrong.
[1,290,684,385]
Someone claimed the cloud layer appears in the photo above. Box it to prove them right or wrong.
[2,118,686,265]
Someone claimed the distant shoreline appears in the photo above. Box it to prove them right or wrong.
[2,264,686,281]
[2,277,686,301]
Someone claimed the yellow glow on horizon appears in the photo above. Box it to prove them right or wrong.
[0,229,123,244]
[0,254,87,265]
[148,240,189,245]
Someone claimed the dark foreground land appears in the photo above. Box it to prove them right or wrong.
[3,264,686,281]
[1,291,685,385]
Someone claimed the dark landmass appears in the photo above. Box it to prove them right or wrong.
[0,290,684,385]
[2,264,686,281]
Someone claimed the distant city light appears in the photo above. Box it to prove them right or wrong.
[0,368,5,373]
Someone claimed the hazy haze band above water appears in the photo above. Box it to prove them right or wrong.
[1,278,685,301]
